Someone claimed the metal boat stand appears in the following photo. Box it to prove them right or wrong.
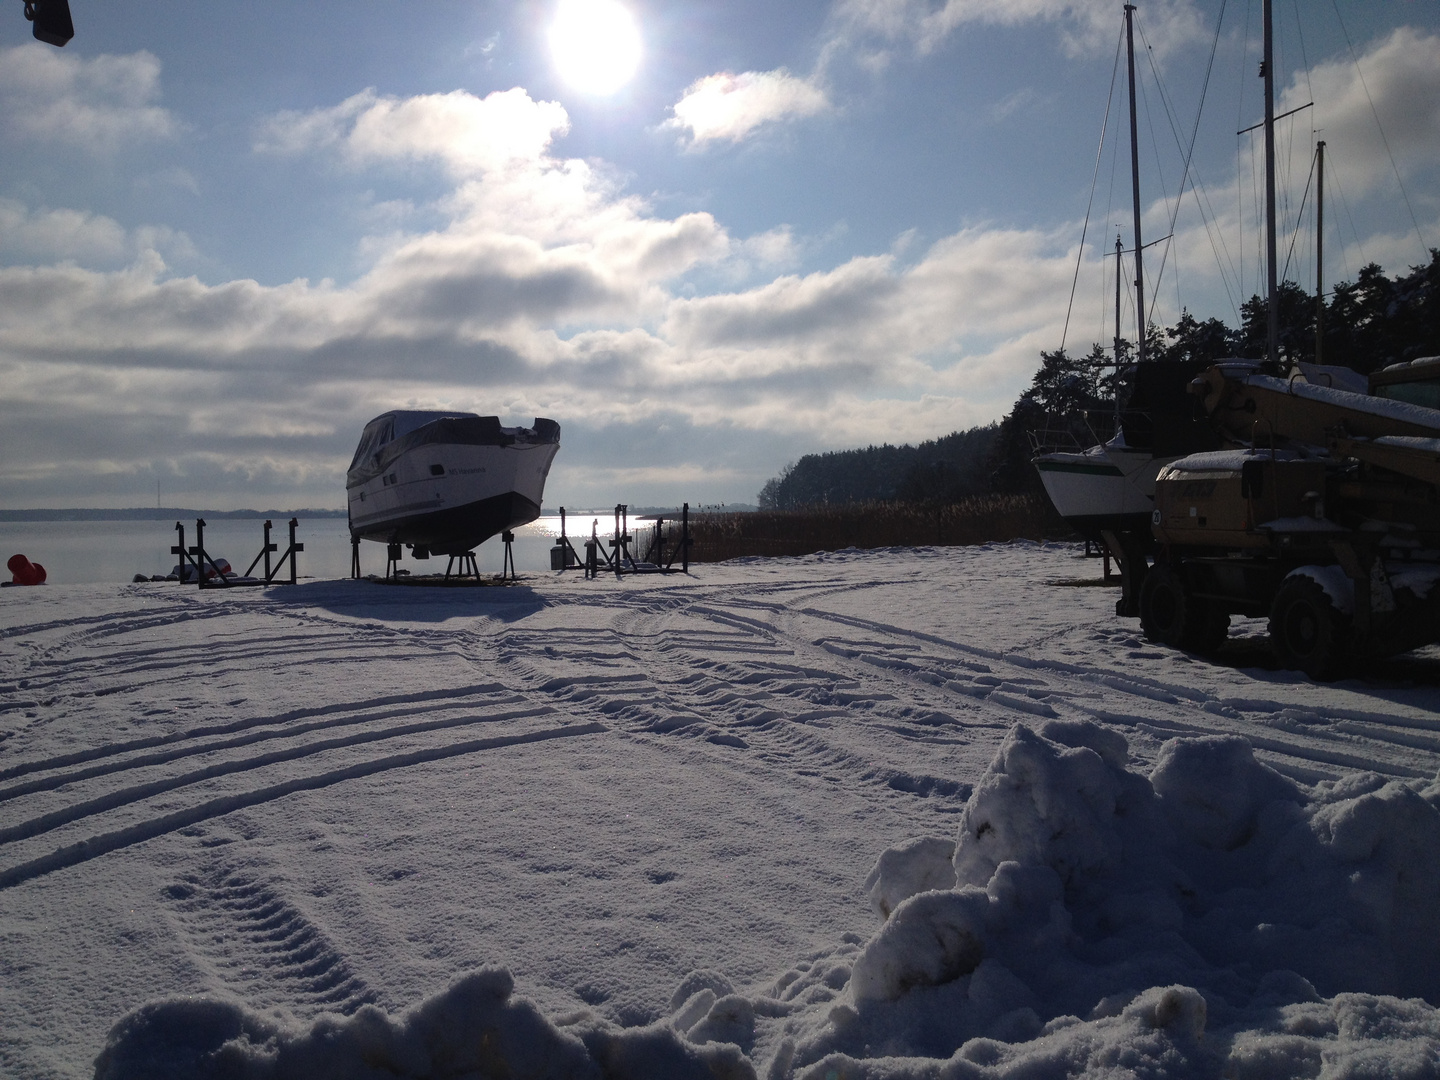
[550,508,584,571]
[584,503,691,578]
[500,531,516,580]
[172,518,302,589]
[445,551,480,580]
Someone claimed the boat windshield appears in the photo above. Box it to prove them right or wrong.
[349,416,395,469]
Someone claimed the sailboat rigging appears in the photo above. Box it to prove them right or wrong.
[1031,3,1220,615]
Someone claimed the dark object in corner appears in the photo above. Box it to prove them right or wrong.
[25,0,73,46]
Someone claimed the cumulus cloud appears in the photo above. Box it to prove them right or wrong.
[257,87,570,178]
[1284,27,1440,201]
[0,44,176,151]
[823,0,1205,65]
[0,199,195,268]
[666,69,829,146]
[1124,25,1440,327]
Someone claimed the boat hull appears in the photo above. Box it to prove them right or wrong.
[351,489,545,553]
[1034,447,1171,541]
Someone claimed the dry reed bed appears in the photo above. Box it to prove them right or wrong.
[681,494,1067,563]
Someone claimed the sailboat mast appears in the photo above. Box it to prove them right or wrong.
[1263,0,1279,368]
[1125,4,1146,363]
[1115,232,1125,426]
[1114,233,1124,364]
[1315,140,1326,365]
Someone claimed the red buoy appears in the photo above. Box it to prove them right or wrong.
[7,554,47,586]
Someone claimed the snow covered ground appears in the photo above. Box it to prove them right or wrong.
[3,542,1440,1079]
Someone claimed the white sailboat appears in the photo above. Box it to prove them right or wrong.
[1039,0,1325,616]
[1033,4,1217,572]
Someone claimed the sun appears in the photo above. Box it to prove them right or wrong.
[549,0,642,96]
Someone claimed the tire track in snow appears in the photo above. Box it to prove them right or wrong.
[0,602,222,644]
[165,860,377,1015]
[0,721,605,890]
[12,647,436,709]
[571,584,1433,784]
[20,638,405,690]
[486,598,980,814]
[0,683,512,783]
[0,685,520,801]
[774,603,1440,781]
[0,703,555,846]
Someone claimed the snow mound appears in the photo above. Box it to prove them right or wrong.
[863,835,956,920]
[93,723,1440,1079]
[773,721,1440,1075]
[94,968,755,1080]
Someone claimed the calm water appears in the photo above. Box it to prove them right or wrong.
[0,515,614,585]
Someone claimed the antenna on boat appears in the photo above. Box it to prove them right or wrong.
[1124,4,1146,364]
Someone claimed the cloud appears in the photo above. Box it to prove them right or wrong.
[0,202,1068,507]
[0,45,176,151]
[0,199,195,268]
[665,69,829,146]
[2,21,1434,509]
[987,87,1044,124]
[256,87,570,178]
[738,227,801,268]
[1283,27,1440,202]
[822,0,1205,67]
[1136,26,1440,324]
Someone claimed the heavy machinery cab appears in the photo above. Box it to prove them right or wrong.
[1136,363,1440,678]
[1370,356,1440,410]
[1153,450,1335,551]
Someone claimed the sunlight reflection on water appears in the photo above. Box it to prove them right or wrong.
[0,513,661,585]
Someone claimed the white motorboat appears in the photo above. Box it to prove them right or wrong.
[347,411,560,556]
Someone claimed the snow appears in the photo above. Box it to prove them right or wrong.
[4,542,1440,1079]
[1390,565,1440,600]
[1164,448,1305,473]
[1297,362,1370,396]
[1246,373,1440,434]
[1375,435,1440,455]
[1255,517,1349,534]
[1285,565,1355,615]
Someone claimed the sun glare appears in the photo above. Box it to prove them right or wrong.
[549,0,642,96]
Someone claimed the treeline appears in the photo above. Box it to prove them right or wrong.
[757,251,1440,506]
[757,426,998,510]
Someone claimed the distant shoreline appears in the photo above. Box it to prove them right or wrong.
[0,504,758,523]
[0,508,348,522]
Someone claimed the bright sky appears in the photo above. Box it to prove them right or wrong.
[1,0,1437,510]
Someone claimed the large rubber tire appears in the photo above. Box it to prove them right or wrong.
[1187,603,1231,656]
[1269,575,1348,681]
[1140,563,1229,655]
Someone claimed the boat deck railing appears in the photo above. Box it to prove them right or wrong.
[1027,411,1119,456]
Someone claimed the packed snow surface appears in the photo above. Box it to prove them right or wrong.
[1246,373,1440,434]
[3,543,1440,1079]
